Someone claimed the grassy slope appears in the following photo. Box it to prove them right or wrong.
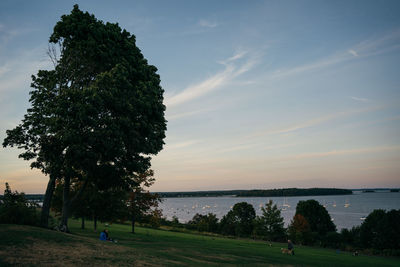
[1,221,399,266]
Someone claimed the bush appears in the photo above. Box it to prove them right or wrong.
[220,202,256,237]
[187,213,219,233]
[359,209,400,250]
[0,183,39,225]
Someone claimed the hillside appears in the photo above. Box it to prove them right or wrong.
[1,221,399,266]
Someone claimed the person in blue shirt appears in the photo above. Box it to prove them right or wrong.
[100,229,108,241]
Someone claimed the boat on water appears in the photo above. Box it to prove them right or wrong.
[332,201,337,207]
[344,199,350,208]
[283,198,291,208]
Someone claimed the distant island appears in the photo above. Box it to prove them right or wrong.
[362,190,375,193]
[157,188,352,198]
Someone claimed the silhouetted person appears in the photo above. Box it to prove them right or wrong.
[288,240,294,255]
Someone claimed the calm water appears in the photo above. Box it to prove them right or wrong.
[159,191,400,230]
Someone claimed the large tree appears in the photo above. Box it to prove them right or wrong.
[359,209,400,250]
[3,5,166,231]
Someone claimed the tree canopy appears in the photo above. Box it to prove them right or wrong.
[295,199,336,236]
[220,202,256,237]
[3,5,166,230]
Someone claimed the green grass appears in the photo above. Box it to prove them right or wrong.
[1,220,399,266]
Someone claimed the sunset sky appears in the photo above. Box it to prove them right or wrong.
[1,0,400,193]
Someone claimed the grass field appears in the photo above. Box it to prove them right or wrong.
[1,221,399,266]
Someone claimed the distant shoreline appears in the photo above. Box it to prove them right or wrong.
[157,188,354,198]
[5,187,399,200]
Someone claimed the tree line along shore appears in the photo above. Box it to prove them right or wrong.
[157,188,353,198]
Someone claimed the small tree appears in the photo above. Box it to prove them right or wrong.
[288,214,312,245]
[253,200,285,241]
[220,202,256,237]
[126,170,161,233]
[187,213,219,233]
[0,183,38,225]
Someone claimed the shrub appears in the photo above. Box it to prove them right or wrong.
[0,183,39,225]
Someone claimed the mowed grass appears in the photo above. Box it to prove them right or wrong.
[1,220,399,266]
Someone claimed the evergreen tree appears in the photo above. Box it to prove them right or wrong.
[253,200,285,241]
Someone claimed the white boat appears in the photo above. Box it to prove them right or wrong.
[283,198,291,208]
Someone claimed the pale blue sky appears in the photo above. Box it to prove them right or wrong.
[1,1,400,193]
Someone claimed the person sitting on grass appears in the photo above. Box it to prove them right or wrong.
[100,229,117,243]
[288,240,295,255]
[100,229,108,241]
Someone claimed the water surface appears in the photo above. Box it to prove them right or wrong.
[159,191,400,230]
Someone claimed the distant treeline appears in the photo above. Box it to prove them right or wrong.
[157,190,245,198]
[25,194,44,201]
[236,188,353,197]
[157,188,352,198]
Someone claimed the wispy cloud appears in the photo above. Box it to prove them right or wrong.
[198,19,217,28]
[165,51,258,107]
[252,106,382,137]
[289,145,400,160]
[166,107,216,120]
[354,29,400,57]
[350,96,369,103]
[348,49,358,57]
[0,45,51,94]
[264,29,400,81]
[164,140,200,150]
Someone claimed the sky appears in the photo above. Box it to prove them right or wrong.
[0,0,400,193]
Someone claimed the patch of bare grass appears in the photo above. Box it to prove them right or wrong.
[0,235,155,266]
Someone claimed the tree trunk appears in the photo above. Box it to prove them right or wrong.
[59,176,71,232]
[81,217,85,229]
[94,214,97,231]
[131,213,136,233]
[40,175,56,228]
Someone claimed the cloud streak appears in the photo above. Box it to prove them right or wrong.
[252,106,383,137]
[350,96,369,103]
[198,19,217,28]
[264,29,400,81]
[289,145,400,161]
[164,51,258,108]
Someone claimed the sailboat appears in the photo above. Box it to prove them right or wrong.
[283,198,291,208]
[344,199,350,208]
[332,201,337,207]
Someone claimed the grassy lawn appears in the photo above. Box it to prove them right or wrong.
[1,221,399,266]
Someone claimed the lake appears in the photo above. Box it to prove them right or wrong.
[159,191,400,230]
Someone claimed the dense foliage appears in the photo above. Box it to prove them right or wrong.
[2,5,166,230]
[0,183,38,225]
[220,202,256,237]
[295,199,336,236]
[359,209,400,250]
[253,200,286,241]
